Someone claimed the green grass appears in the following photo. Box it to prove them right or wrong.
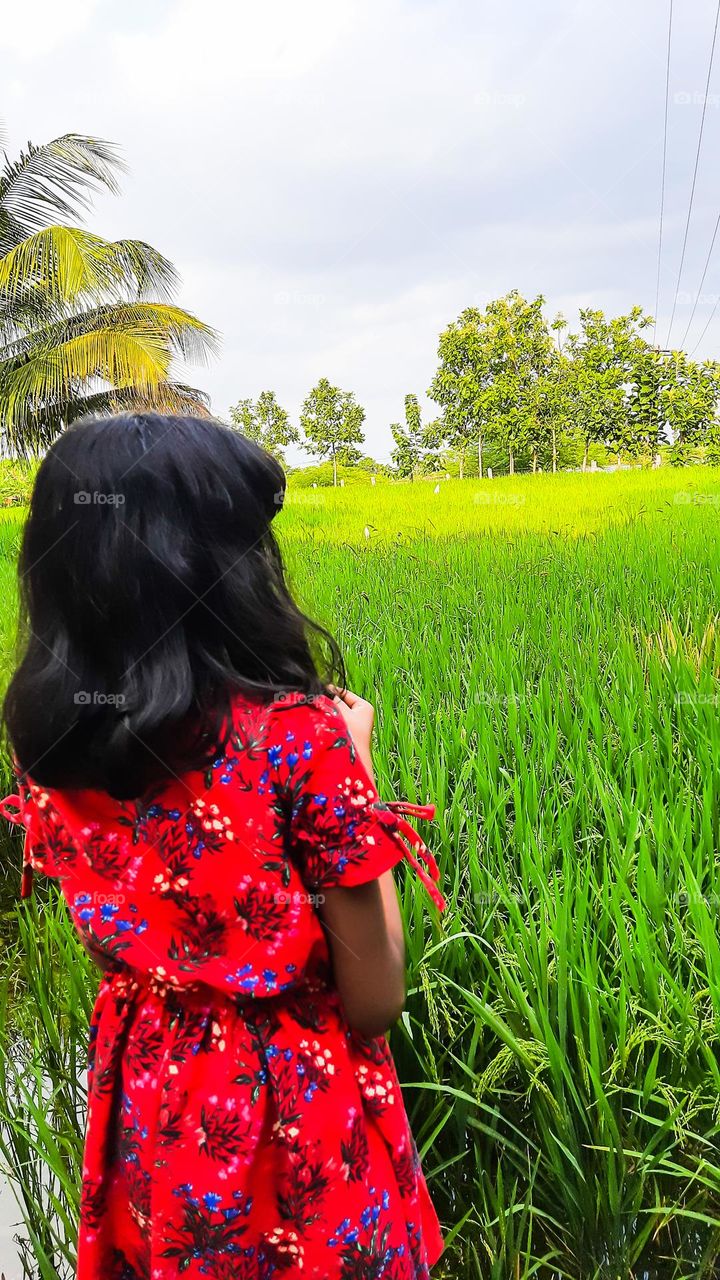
[281,468,720,1278]
[281,466,715,540]
[1,468,720,1277]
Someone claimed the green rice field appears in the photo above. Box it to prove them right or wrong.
[1,468,720,1278]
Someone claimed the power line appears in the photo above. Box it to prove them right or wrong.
[653,0,673,347]
[665,0,720,348]
[677,205,720,348]
[690,289,720,357]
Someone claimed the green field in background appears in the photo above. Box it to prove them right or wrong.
[1,469,720,1278]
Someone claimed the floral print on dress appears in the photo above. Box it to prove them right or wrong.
[0,692,445,1279]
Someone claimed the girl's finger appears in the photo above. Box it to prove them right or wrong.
[329,684,358,707]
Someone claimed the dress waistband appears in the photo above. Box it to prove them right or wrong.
[101,965,339,1020]
[104,965,253,1004]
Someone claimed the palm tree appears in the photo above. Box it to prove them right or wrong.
[0,126,217,453]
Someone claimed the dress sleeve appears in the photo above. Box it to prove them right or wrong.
[271,696,445,909]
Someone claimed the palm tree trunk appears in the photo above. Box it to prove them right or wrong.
[459,449,465,480]
[582,440,589,472]
[532,449,538,473]
[332,450,337,487]
[552,425,558,473]
[509,446,515,476]
[478,432,483,479]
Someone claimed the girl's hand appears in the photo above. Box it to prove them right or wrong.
[330,686,375,780]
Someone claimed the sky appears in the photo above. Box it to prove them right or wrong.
[4,0,720,462]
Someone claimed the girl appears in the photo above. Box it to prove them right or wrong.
[0,413,445,1280]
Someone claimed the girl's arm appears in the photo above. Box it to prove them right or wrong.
[319,688,406,1038]
[320,871,406,1038]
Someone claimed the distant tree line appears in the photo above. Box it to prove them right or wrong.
[230,291,720,483]
[230,379,367,485]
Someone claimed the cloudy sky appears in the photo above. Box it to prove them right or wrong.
[4,0,720,460]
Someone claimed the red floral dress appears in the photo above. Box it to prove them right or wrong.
[1,692,446,1280]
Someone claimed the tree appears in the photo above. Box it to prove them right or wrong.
[659,353,720,456]
[229,390,298,461]
[429,292,554,477]
[428,308,491,478]
[546,315,570,473]
[229,398,255,437]
[390,394,425,479]
[566,307,652,468]
[480,292,554,474]
[526,349,570,473]
[300,377,365,486]
[0,128,216,453]
[419,418,444,472]
[626,346,668,456]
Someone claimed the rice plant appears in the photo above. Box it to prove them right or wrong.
[1,468,719,1277]
[0,895,96,1277]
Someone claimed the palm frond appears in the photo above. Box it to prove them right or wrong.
[0,301,218,368]
[0,135,123,253]
[0,307,217,452]
[0,226,180,316]
[69,381,212,420]
[0,130,217,453]
[6,381,212,451]
[0,329,171,452]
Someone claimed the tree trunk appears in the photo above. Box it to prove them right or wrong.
[509,446,515,476]
[552,426,558,473]
[478,432,483,479]
[582,440,589,472]
[459,449,465,480]
[532,449,538,473]
[332,450,337,487]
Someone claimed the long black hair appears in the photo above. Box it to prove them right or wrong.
[3,412,344,799]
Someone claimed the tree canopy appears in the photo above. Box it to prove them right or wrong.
[300,377,365,486]
[229,390,298,461]
[426,292,720,474]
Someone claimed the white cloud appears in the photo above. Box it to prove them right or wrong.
[5,0,720,457]
[109,0,360,100]
[0,0,99,56]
